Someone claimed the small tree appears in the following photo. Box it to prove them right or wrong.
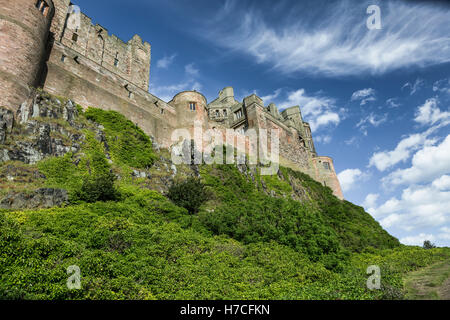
[167,178,210,214]
[423,240,436,249]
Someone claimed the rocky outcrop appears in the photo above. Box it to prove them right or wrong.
[0,93,86,164]
[0,188,68,209]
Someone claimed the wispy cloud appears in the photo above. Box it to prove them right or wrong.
[402,78,425,95]
[156,54,177,69]
[356,112,387,135]
[261,88,282,103]
[351,88,376,105]
[386,98,401,108]
[202,0,450,77]
[150,80,202,102]
[185,63,200,76]
[433,78,450,94]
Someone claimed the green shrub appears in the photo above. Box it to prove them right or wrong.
[167,178,210,214]
[84,108,156,168]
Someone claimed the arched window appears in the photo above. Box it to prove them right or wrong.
[189,102,196,111]
[215,110,220,117]
[223,110,227,117]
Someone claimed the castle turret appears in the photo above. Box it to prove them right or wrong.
[170,91,208,130]
[0,0,55,111]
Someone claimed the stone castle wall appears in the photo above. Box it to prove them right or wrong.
[0,0,54,111]
[44,41,176,148]
[0,0,344,199]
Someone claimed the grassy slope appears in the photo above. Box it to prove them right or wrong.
[1,101,450,300]
[404,259,450,300]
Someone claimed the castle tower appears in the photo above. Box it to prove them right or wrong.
[170,91,209,130]
[0,0,55,111]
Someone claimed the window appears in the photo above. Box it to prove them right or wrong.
[308,141,313,151]
[215,110,220,117]
[61,55,66,62]
[160,109,164,115]
[223,110,227,117]
[72,33,78,42]
[36,0,48,16]
[234,109,243,120]
[323,162,330,171]
[114,53,119,67]
[128,91,134,99]
[189,102,196,111]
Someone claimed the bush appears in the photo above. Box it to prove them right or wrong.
[84,108,156,168]
[167,178,210,214]
[76,171,119,203]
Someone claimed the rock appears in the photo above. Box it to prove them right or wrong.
[18,102,30,124]
[171,164,177,177]
[37,123,52,155]
[0,188,68,209]
[132,170,147,178]
[0,107,14,144]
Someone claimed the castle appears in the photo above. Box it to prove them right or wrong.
[0,0,344,199]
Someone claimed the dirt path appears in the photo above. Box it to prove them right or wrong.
[404,260,450,300]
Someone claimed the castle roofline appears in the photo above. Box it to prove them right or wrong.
[75,10,150,48]
[170,90,208,103]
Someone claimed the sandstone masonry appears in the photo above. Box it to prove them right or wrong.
[0,0,344,199]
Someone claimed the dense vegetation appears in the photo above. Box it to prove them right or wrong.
[1,102,449,300]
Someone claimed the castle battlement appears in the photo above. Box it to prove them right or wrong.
[0,0,343,199]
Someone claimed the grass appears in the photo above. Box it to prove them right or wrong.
[404,259,450,300]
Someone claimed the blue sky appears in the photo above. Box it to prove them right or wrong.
[73,0,450,246]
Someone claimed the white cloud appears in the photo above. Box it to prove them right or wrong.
[433,78,450,94]
[277,89,340,132]
[438,227,450,240]
[156,54,177,69]
[315,135,332,144]
[432,175,450,191]
[351,88,376,105]
[203,1,450,77]
[402,78,425,95]
[261,88,282,103]
[386,98,401,108]
[356,113,387,135]
[414,98,450,126]
[369,98,450,172]
[400,233,436,246]
[372,176,450,232]
[337,169,363,193]
[150,80,202,102]
[363,193,379,210]
[384,135,450,186]
[185,63,200,76]
[369,133,429,171]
